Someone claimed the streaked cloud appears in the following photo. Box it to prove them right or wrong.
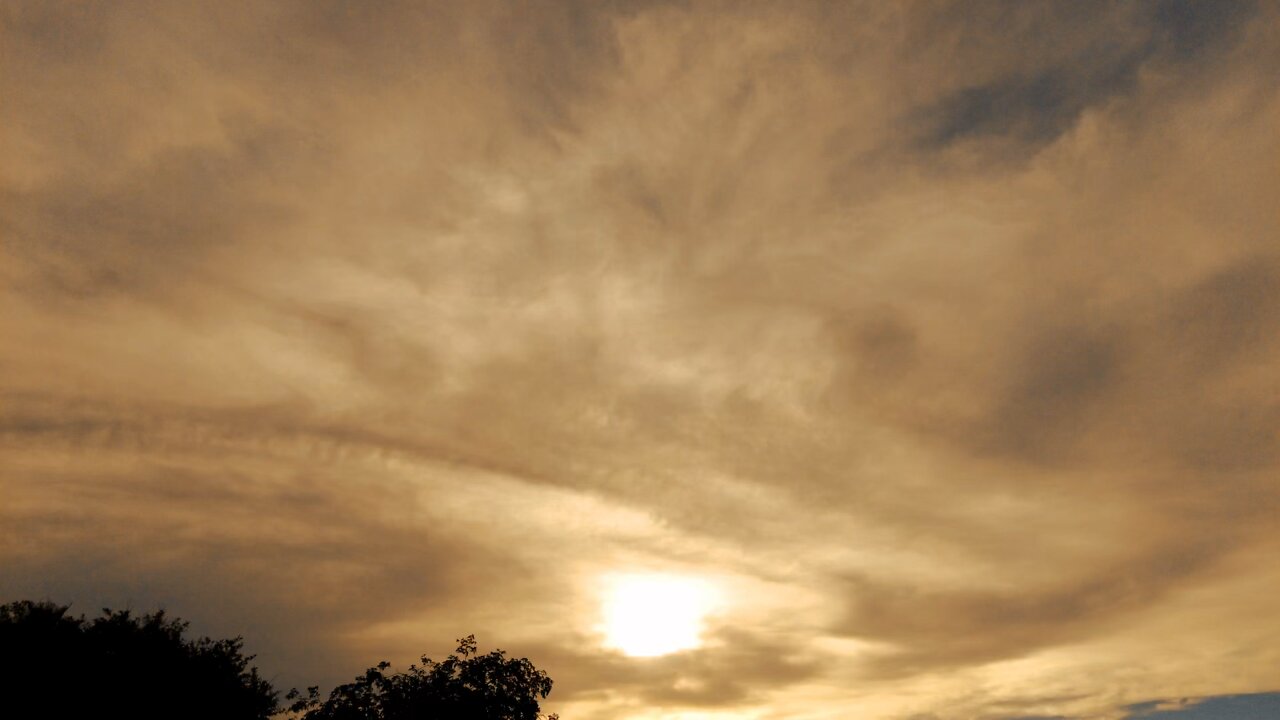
[3,2,1278,718]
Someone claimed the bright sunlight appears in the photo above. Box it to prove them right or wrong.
[600,573,721,657]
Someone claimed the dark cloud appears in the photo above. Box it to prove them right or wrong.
[979,321,1128,464]
[915,59,1142,151]
[836,538,1228,676]
[1165,257,1280,371]
[0,424,537,692]
[1151,0,1260,60]
[5,127,307,300]
[904,0,1261,157]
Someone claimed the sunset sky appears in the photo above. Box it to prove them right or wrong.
[3,2,1279,718]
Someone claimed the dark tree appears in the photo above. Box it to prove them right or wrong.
[0,600,278,720]
[291,635,557,720]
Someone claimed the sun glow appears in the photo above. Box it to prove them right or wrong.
[600,573,721,657]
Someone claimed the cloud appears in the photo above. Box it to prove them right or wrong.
[835,539,1226,677]
[903,1,1262,154]
[3,2,1279,719]
[524,626,824,709]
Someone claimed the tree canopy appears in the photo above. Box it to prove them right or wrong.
[0,599,277,720]
[0,599,557,720]
[289,635,558,720]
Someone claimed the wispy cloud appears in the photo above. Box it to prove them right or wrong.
[3,2,1279,718]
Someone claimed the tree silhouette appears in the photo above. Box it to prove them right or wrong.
[1,600,559,720]
[289,635,558,720]
[0,599,278,719]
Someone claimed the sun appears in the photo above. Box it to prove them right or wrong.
[599,573,720,657]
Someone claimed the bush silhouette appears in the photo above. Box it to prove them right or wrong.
[0,600,278,719]
[289,635,557,720]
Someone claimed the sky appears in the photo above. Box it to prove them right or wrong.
[2,2,1279,718]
